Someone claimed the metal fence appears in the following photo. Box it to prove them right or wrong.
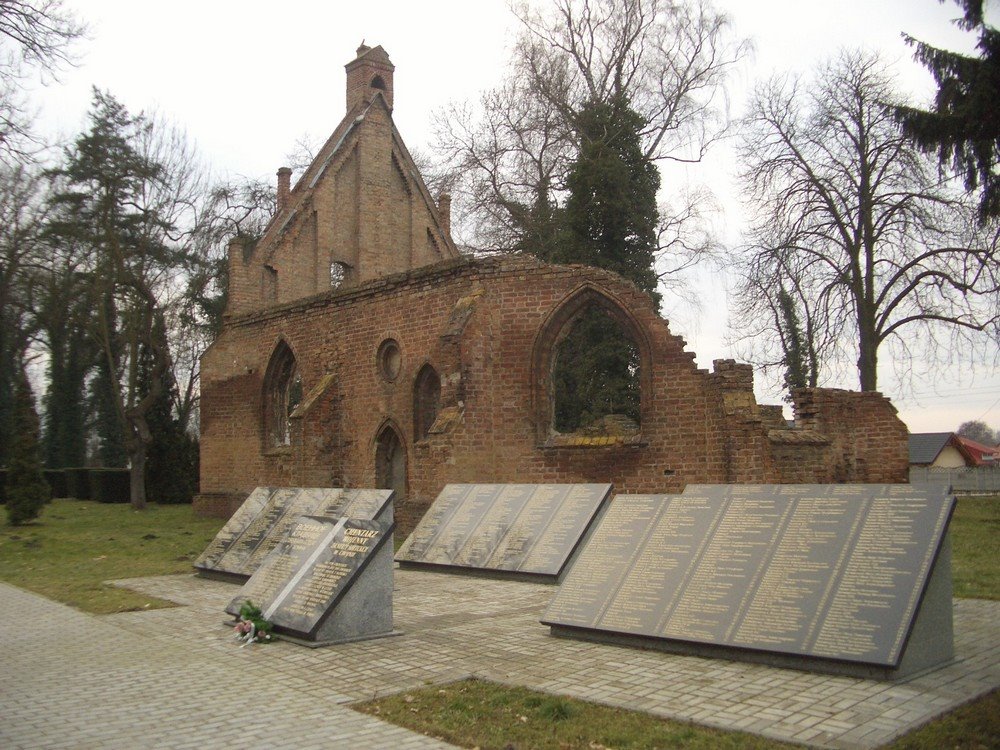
[909,466,1000,495]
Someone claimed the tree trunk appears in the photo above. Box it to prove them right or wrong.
[128,441,147,510]
[857,336,879,392]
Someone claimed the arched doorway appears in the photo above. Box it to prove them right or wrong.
[375,423,407,501]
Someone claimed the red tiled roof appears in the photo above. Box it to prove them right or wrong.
[954,435,1000,466]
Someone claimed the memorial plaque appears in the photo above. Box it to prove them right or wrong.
[193,487,277,573]
[227,516,395,643]
[396,483,613,580]
[542,485,955,679]
[194,487,394,580]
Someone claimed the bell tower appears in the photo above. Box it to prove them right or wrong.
[345,43,395,112]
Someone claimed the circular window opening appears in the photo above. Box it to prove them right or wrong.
[377,339,402,382]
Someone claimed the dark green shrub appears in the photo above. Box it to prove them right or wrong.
[148,434,199,504]
[6,371,48,525]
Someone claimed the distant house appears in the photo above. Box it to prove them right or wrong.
[908,432,998,468]
[954,435,999,466]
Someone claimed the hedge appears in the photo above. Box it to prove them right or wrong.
[89,469,131,503]
[43,470,67,499]
[65,468,92,500]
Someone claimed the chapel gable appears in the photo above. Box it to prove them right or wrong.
[226,44,459,316]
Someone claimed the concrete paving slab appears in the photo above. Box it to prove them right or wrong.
[1,568,998,749]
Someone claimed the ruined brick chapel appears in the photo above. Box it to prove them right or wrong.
[196,44,909,533]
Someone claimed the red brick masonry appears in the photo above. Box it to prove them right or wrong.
[197,255,908,535]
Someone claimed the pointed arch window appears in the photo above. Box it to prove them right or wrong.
[532,287,649,446]
[552,306,640,434]
[264,341,302,447]
[413,364,441,441]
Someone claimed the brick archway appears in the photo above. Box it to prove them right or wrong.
[530,284,653,443]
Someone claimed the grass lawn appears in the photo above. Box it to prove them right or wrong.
[950,495,1000,600]
[353,678,802,749]
[885,688,999,749]
[0,498,223,614]
[354,679,1000,750]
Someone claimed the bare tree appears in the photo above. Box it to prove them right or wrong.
[434,76,569,252]
[733,50,999,394]
[0,162,48,463]
[178,175,276,431]
[131,111,211,437]
[956,419,997,445]
[0,0,84,162]
[514,0,743,163]
[433,0,745,266]
[284,132,320,179]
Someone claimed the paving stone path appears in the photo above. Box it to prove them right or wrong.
[1,569,998,749]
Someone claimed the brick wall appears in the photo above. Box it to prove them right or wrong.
[199,256,909,533]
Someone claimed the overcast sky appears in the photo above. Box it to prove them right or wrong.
[26,0,1000,435]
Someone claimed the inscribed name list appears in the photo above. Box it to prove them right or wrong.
[227,516,390,638]
[395,483,612,577]
[542,486,953,667]
[195,487,393,579]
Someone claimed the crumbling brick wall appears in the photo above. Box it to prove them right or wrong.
[197,255,909,533]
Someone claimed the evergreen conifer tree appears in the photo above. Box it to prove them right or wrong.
[142,315,198,504]
[561,96,661,303]
[6,367,49,525]
[778,287,813,396]
[45,90,180,508]
[550,95,658,432]
[89,290,126,467]
[897,0,1000,221]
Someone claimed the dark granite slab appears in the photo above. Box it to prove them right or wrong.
[227,516,394,641]
[542,485,954,669]
[194,487,393,580]
[395,484,613,579]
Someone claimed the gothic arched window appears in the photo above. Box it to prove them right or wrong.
[413,364,441,441]
[531,286,649,444]
[264,341,302,447]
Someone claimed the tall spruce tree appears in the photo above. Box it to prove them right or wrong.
[551,96,659,433]
[89,289,126,467]
[6,366,48,525]
[897,0,1000,221]
[46,90,178,508]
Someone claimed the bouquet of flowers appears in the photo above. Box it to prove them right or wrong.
[233,601,274,646]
